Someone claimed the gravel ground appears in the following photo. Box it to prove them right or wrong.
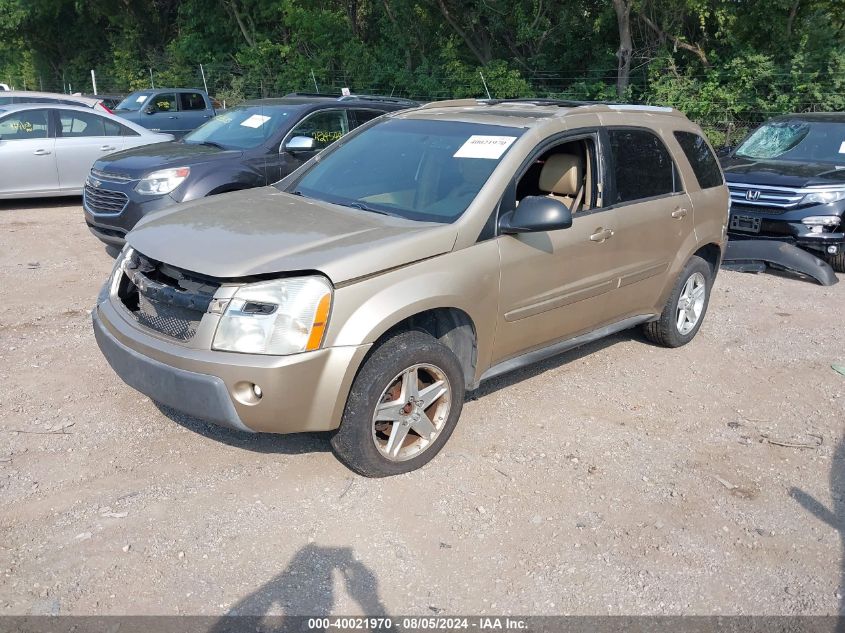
[0,199,843,617]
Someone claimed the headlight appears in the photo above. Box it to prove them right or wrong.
[135,167,190,195]
[801,190,845,205]
[801,216,841,227]
[212,276,332,355]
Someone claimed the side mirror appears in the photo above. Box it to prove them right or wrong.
[284,136,317,153]
[499,196,572,234]
[716,145,734,158]
[143,104,156,115]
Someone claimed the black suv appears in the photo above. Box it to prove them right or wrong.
[722,113,845,272]
[83,93,417,246]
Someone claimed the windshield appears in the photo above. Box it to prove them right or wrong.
[736,120,845,163]
[115,92,153,112]
[183,105,297,150]
[287,118,523,223]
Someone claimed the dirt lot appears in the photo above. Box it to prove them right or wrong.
[0,199,843,617]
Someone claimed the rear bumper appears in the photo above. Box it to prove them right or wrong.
[93,298,371,434]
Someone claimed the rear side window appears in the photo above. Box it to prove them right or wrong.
[674,131,723,189]
[179,92,206,111]
[59,111,121,137]
[351,109,384,127]
[0,109,50,139]
[607,129,679,204]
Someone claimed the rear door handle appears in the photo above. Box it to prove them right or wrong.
[168,115,178,119]
[590,228,614,242]
[33,149,51,156]
[99,145,117,151]
[671,207,688,219]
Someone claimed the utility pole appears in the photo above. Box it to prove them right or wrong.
[200,64,208,94]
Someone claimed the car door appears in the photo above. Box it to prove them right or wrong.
[598,127,694,320]
[54,109,126,192]
[0,108,58,196]
[142,92,180,135]
[493,130,624,363]
[278,109,350,175]
[178,91,212,134]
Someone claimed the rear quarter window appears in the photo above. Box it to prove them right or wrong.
[674,131,723,189]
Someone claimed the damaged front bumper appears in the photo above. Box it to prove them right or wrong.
[722,239,839,286]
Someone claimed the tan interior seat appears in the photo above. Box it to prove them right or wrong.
[539,153,584,212]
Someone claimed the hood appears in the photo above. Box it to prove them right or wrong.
[93,142,243,178]
[127,187,458,282]
[722,156,845,188]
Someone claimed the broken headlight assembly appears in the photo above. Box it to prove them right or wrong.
[801,216,842,234]
[211,277,332,355]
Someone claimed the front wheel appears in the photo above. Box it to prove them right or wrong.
[642,255,713,348]
[826,251,845,273]
[331,330,466,477]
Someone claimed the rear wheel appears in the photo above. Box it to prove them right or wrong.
[331,330,465,477]
[642,255,712,348]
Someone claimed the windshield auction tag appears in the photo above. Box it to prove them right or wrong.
[839,141,845,154]
[135,95,148,103]
[454,135,517,159]
[240,114,271,128]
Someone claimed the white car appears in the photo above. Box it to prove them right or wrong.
[0,103,173,199]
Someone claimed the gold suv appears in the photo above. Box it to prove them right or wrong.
[93,98,729,476]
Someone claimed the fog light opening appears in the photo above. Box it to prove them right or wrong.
[233,381,263,405]
[828,246,839,254]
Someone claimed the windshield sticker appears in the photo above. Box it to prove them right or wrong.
[453,135,517,159]
[839,141,845,154]
[135,95,148,103]
[241,114,271,128]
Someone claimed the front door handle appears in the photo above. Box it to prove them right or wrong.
[33,149,51,156]
[590,228,614,242]
[99,145,117,151]
[671,207,689,219]
[168,115,178,119]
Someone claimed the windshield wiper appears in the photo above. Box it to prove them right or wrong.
[343,201,392,216]
[196,140,226,150]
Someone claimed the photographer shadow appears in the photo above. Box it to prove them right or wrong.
[207,544,394,633]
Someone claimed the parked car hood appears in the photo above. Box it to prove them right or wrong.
[722,156,845,188]
[93,142,244,178]
[127,187,458,282]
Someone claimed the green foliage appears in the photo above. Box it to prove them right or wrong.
[1,0,842,145]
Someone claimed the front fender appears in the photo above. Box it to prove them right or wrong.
[324,241,501,384]
[178,169,263,202]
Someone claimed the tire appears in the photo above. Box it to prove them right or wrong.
[331,330,466,477]
[642,255,712,348]
[826,251,845,273]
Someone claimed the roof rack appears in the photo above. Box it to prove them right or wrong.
[482,98,615,107]
[284,92,418,106]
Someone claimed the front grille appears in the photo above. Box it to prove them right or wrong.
[135,293,202,341]
[91,168,133,183]
[84,184,129,215]
[728,205,789,216]
[728,183,804,208]
[118,252,220,343]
